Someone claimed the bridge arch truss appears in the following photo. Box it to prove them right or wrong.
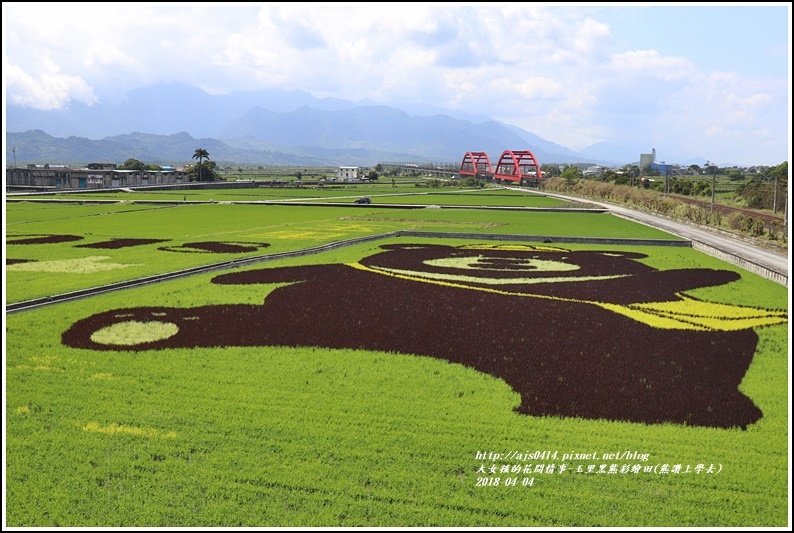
[459,151,493,179]
[493,149,543,186]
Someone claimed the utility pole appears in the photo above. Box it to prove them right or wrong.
[12,145,16,168]
[772,169,778,214]
[707,160,716,213]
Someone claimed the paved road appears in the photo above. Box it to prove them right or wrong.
[513,187,789,284]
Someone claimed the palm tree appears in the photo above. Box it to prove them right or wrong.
[192,148,210,181]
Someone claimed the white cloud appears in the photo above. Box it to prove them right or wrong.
[6,60,97,110]
[573,18,613,57]
[726,92,772,107]
[1,4,788,164]
[610,49,695,80]
[83,44,144,71]
[489,77,564,100]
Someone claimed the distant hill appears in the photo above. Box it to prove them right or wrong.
[219,105,603,164]
[6,83,368,140]
[6,130,421,166]
[6,82,660,166]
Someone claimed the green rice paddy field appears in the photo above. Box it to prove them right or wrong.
[4,190,788,526]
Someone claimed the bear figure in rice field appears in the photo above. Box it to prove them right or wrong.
[62,243,787,429]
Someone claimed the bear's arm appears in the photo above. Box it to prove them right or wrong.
[211,264,347,286]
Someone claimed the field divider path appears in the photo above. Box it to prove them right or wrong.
[253,201,608,212]
[6,231,689,314]
[259,189,486,202]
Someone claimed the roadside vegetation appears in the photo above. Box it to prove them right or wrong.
[541,163,787,250]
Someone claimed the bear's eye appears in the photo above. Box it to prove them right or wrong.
[492,258,580,272]
[424,256,580,273]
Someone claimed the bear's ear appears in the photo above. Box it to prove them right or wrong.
[379,244,452,251]
[598,251,648,259]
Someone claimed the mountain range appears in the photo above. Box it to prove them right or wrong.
[7,83,649,167]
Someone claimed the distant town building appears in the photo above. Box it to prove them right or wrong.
[582,165,604,178]
[7,165,188,189]
[337,166,362,181]
[639,148,656,170]
[650,162,673,176]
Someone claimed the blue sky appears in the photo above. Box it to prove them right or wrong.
[587,6,788,77]
[3,3,791,165]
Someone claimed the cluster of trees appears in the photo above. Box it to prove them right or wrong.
[544,162,788,212]
[737,162,788,212]
[120,158,161,171]
[364,163,383,181]
[686,165,745,181]
[121,148,222,182]
[544,161,789,214]
[188,148,220,181]
[663,179,712,196]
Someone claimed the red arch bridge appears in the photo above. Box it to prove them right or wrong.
[459,149,543,186]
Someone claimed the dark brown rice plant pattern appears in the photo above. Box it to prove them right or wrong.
[76,238,170,249]
[8,234,83,244]
[158,241,270,253]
